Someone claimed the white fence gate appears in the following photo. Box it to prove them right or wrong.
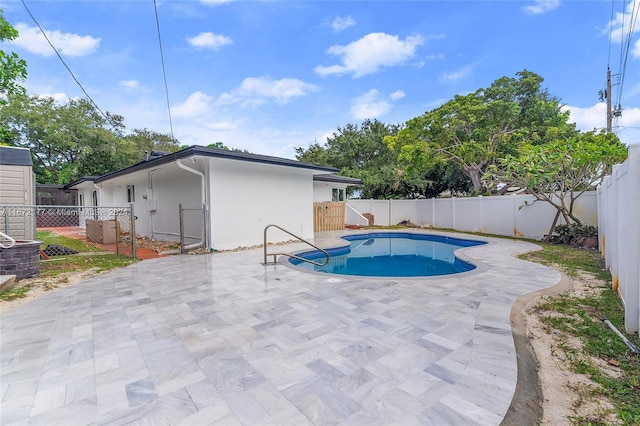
[598,145,640,333]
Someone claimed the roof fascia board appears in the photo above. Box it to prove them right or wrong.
[94,146,338,184]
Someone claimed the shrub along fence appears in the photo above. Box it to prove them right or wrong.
[347,192,598,240]
[598,144,640,334]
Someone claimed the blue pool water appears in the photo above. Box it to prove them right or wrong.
[289,232,486,277]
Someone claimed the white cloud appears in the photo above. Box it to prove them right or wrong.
[173,91,214,118]
[39,92,69,103]
[200,0,235,5]
[187,32,233,50]
[351,89,392,120]
[314,32,424,78]
[633,38,640,58]
[216,76,319,106]
[331,16,355,32]
[523,0,560,15]
[204,120,242,131]
[389,90,405,101]
[440,64,475,83]
[171,92,242,132]
[565,103,640,146]
[11,23,100,57]
[602,2,640,42]
[119,80,139,89]
[564,103,606,132]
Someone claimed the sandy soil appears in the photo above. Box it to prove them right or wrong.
[0,269,101,315]
[525,270,622,425]
[0,260,621,424]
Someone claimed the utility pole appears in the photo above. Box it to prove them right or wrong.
[606,67,612,132]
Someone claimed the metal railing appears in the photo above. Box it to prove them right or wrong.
[0,231,16,249]
[263,224,329,266]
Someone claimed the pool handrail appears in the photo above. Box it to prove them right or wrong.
[263,224,329,267]
[0,231,16,249]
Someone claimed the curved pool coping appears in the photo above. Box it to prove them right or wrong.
[280,229,491,279]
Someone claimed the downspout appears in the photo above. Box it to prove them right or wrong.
[175,158,207,250]
[92,182,101,221]
[149,169,160,239]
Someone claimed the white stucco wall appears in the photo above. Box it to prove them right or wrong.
[313,182,334,202]
[96,163,203,242]
[313,181,351,202]
[80,155,321,250]
[209,158,315,250]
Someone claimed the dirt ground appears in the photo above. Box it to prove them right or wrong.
[525,270,622,425]
[0,259,620,424]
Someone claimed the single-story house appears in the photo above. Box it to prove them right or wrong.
[66,146,361,251]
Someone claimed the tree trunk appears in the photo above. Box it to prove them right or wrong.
[464,165,483,192]
[544,209,561,242]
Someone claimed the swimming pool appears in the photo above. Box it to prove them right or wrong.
[289,232,486,277]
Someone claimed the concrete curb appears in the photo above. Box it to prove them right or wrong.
[501,272,572,425]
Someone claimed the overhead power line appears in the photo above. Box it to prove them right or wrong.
[20,0,123,135]
[153,0,174,139]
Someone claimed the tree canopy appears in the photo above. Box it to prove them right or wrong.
[0,94,180,184]
[0,10,27,102]
[295,119,472,199]
[485,131,627,232]
[386,70,577,193]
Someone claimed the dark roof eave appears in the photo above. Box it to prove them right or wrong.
[64,176,99,189]
[313,174,363,186]
[93,146,338,183]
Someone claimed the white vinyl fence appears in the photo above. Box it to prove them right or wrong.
[347,192,597,240]
[598,145,640,333]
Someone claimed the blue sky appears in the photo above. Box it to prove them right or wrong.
[2,0,640,159]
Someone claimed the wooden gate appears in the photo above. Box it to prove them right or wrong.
[313,202,345,232]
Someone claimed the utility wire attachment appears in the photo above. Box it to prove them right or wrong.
[153,0,174,139]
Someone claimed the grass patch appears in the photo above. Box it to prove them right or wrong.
[37,230,104,253]
[36,230,138,278]
[520,242,640,425]
[39,254,136,278]
[0,286,30,301]
[518,241,610,281]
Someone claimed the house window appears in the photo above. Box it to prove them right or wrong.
[127,185,135,203]
[79,193,84,207]
[332,188,344,202]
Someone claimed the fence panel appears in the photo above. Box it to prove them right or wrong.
[432,199,454,229]
[416,199,434,226]
[347,193,598,239]
[390,200,418,225]
[179,204,206,253]
[453,197,480,233]
[598,145,640,333]
[0,205,136,258]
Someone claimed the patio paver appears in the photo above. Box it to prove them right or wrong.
[0,230,560,425]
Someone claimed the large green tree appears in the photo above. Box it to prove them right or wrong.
[0,94,180,183]
[296,119,471,198]
[296,119,404,198]
[0,9,27,102]
[485,131,627,234]
[386,70,577,193]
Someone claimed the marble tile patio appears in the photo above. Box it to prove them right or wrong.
[0,230,560,425]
